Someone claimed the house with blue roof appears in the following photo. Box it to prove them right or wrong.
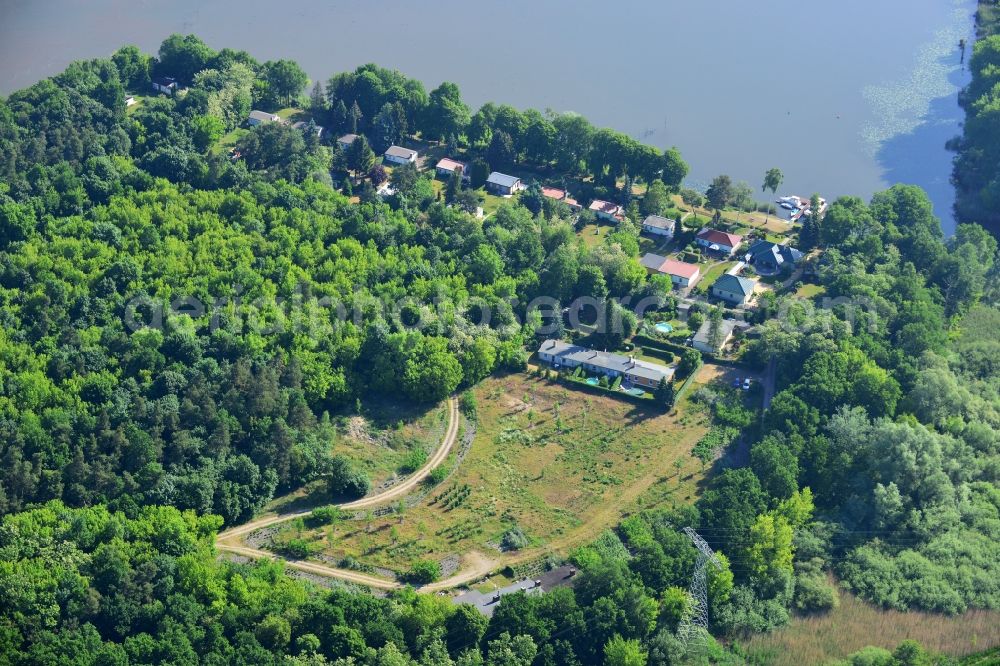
[745,240,803,275]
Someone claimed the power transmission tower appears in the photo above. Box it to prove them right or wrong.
[678,527,723,651]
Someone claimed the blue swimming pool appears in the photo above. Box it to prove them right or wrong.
[654,322,673,334]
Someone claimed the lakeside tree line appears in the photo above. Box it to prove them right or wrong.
[952,4,1000,238]
[0,33,997,666]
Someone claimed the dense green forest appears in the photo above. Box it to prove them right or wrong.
[0,34,997,665]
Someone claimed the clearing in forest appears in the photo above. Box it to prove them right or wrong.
[268,372,714,579]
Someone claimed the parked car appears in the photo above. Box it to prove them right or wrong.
[742,378,752,390]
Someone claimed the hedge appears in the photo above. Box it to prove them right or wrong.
[632,334,689,357]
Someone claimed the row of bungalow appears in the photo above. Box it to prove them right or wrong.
[536,339,674,390]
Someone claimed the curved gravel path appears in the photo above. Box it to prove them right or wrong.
[216,397,462,589]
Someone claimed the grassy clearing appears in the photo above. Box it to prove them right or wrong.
[427,180,505,218]
[741,589,1000,665]
[794,283,826,299]
[273,107,309,122]
[125,93,155,114]
[578,223,616,249]
[212,128,249,157]
[337,399,451,486]
[270,373,712,576]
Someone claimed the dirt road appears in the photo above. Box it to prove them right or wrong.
[216,397,460,588]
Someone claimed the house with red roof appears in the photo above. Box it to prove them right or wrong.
[640,253,701,289]
[696,228,743,255]
[589,199,624,222]
[541,186,582,211]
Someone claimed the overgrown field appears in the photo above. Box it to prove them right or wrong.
[269,372,713,576]
[742,589,1000,665]
[268,399,450,512]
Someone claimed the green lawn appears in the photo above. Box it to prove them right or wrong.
[274,107,309,122]
[578,222,616,249]
[794,283,826,299]
[212,128,249,157]
[696,261,736,292]
[125,92,157,115]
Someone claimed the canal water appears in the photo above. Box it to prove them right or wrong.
[0,0,975,232]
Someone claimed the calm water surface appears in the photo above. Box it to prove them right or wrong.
[0,0,976,232]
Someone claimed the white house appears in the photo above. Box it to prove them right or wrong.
[696,228,743,256]
[151,77,178,95]
[384,145,418,165]
[537,339,674,390]
[486,172,524,196]
[124,96,136,107]
[248,110,281,126]
[641,215,676,238]
[589,199,624,222]
[711,274,756,306]
[436,158,469,180]
[640,253,701,289]
[692,318,738,354]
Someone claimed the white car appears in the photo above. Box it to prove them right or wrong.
[742,378,752,391]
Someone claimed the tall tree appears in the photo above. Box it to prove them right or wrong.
[762,167,783,221]
[661,147,689,190]
[423,82,470,141]
[654,377,676,410]
[346,134,376,177]
[705,174,734,214]
[265,59,309,106]
[157,33,215,84]
[487,130,516,171]
[348,100,363,133]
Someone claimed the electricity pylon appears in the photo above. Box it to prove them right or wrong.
[678,527,722,651]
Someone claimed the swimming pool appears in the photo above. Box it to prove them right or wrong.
[654,322,673,334]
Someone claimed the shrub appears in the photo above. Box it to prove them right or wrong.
[794,572,839,614]
[306,505,344,527]
[328,455,371,498]
[459,391,478,420]
[677,349,702,379]
[844,646,894,666]
[399,447,428,474]
[423,464,449,486]
[278,538,313,559]
[404,559,441,584]
[500,526,529,551]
